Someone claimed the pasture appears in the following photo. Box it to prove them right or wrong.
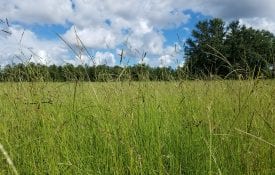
[0,80,274,174]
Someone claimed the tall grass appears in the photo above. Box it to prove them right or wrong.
[0,80,274,174]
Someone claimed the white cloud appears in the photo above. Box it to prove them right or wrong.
[61,0,190,58]
[0,0,73,24]
[94,52,115,66]
[138,57,150,65]
[0,26,69,65]
[159,54,174,67]
[1,0,191,65]
[137,19,153,35]
[179,0,275,20]
[1,0,275,67]
[239,18,275,34]
[2,0,275,32]
[63,26,118,49]
[185,0,275,34]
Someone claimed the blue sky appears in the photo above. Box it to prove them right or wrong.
[1,0,275,67]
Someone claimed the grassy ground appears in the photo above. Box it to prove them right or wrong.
[0,80,274,174]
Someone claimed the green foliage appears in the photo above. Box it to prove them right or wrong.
[184,18,275,79]
[184,18,226,77]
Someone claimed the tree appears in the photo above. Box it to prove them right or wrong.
[184,18,226,77]
[225,22,275,78]
[184,18,275,79]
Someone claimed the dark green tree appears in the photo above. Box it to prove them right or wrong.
[184,18,275,79]
[184,18,226,77]
[225,21,275,78]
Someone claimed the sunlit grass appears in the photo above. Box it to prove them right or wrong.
[0,80,274,174]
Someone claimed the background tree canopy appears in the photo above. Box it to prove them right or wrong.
[184,18,275,79]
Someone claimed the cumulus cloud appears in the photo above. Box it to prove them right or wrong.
[158,55,174,67]
[239,18,275,34]
[0,0,73,24]
[63,26,118,49]
[1,0,191,58]
[187,0,275,34]
[1,0,275,67]
[3,0,273,27]
[0,25,69,65]
[62,0,190,58]
[94,52,116,66]
[189,0,275,20]
[138,57,150,65]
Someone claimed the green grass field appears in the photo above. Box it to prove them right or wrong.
[0,80,274,174]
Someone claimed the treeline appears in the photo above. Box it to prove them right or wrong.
[0,63,186,82]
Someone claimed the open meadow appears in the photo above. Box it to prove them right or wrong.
[0,80,275,174]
